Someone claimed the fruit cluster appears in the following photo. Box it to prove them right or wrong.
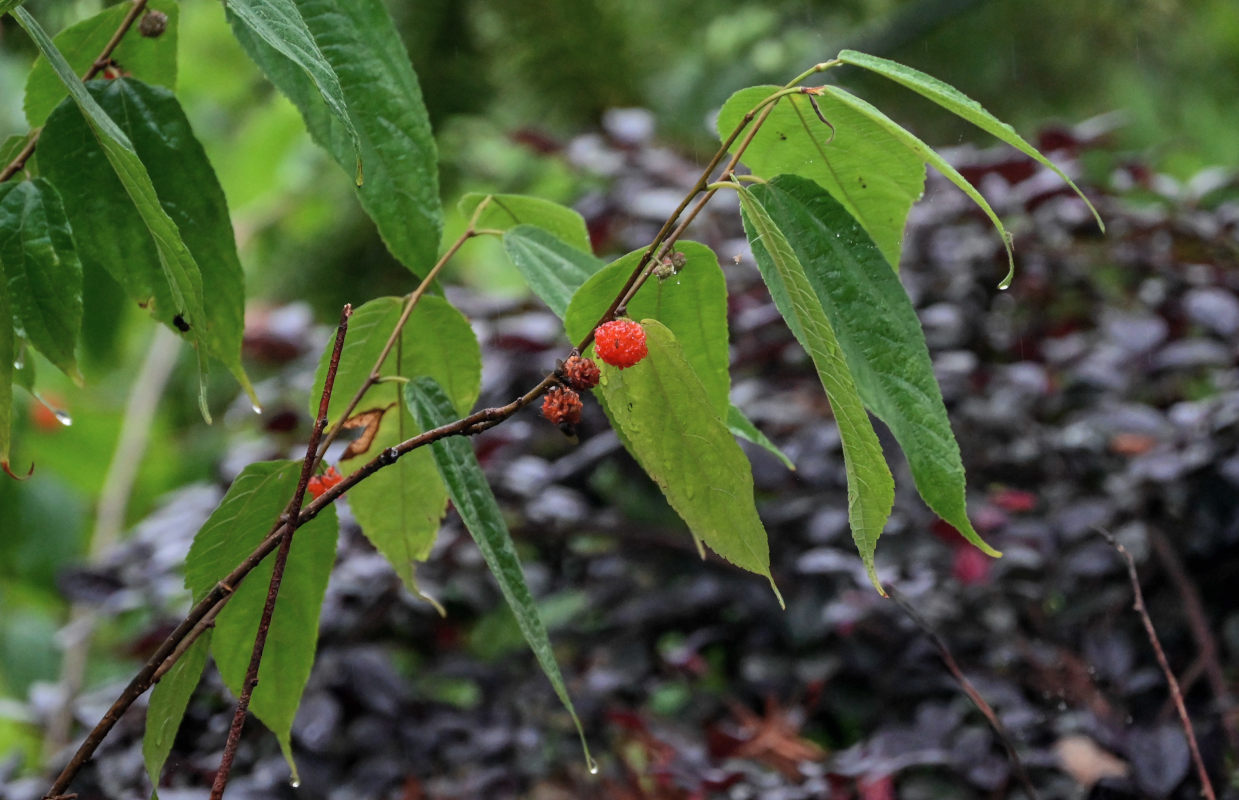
[308,466,343,499]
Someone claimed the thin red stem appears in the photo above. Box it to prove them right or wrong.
[208,305,351,799]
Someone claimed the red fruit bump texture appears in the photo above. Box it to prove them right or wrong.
[541,386,583,427]
[593,319,648,369]
[560,354,601,390]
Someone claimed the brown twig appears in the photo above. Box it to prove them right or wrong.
[888,586,1040,800]
[582,89,793,350]
[1097,527,1217,800]
[209,304,351,799]
[1148,526,1239,754]
[0,0,150,184]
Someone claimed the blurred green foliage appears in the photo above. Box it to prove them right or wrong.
[0,0,1234,773]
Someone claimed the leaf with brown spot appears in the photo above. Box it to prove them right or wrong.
[340,405,392,460]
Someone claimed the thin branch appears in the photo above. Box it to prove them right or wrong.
[888,586,1040,800]
[0,0,150,183]
[210,304,351,799]
[578,88,798,352]
[616,100,785,316]
[1148,526,1239,755]
[1097,528,1217,800]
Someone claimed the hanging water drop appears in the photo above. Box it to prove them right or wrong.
[251,402,264,415]
[289,777,301,789]
[587,756,599,775]
[35,393,72,426]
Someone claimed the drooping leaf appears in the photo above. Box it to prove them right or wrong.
[0,179,83,382]
[596,320,779,591]
[184,461,339,780]
[225,0,361,183]
[726,403,795,471]
[405,377,594,769]
[23,0,179,127]
[37,78,253,404]
[717,85,924,269]
[837,49,1104,233]
[739,185,893,589]
[502,225,604,317]
[461,193,592,253]
[143,633,210,796]
[823,86,1018,287]
[564,243,730,414]
[310,295,480,595]
[230,0,441,272]
[750,175,997,557]
[14,12,209,386]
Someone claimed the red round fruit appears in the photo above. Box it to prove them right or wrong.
[593,319,647,369]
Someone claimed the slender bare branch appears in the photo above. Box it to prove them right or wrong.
[1097,528,1217,800]
[889,586,1040,800]
[209,304,351,799]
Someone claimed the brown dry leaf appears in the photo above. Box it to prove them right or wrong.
[727,697,826,778]
[341,405,394,460]
[1054,734,1130,788]
[1109,432,1158,456]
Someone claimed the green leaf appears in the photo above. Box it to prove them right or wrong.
[597,320,778,591]
[564,242,730,415]
[461,193,592,253]
[726,404,795,471]
[310,295,480,593]
[502,225,604,317]
[750,175,997,557]
[0,276,12,473]
[822,87,1019,288]
[0,179,83,382]
[143,633,210,795]
[230,0,441,272]
[717,85,924,269]
[37,79,253,404]
[225,0,362,183]
[0,1,26,19]
[310,294,481,427]
[184,461,339,781]
[345,409,446,592]
[23,0,179,127]
[405,377,594,770]
[837,49,1104,235]
[14,12,209,380]
[738,185,893,589]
